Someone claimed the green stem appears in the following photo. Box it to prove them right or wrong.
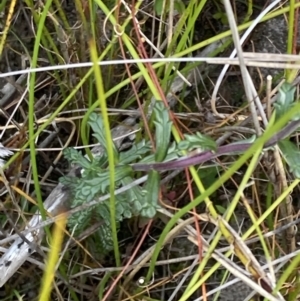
[28,0,52,235]
[90,40,120,266]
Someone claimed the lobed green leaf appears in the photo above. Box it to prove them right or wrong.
[153,102,173,162]
[279,139,300,178]
[88,112,118,156]
[177,132,217,152]
[274,82,297,120]
[119,140,151,164]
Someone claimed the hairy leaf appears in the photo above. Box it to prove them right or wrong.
[153,102,173,162]
[141,170,161,218]
[63,148,92,169]
[88,112,118,155]
[89,221,116,254]
[274,82,297,120]
[61,110,169,255]
[59,175,80,191]
[279,139,300,178]
[120,177,147,215]
[177,132,217,152]
[119,140,151,164]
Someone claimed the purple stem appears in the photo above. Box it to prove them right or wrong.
[132,120,300,171]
